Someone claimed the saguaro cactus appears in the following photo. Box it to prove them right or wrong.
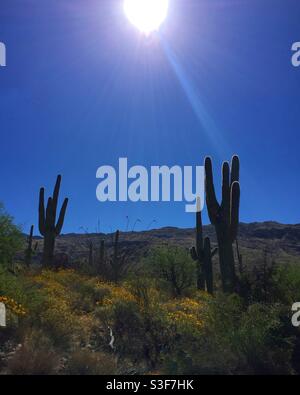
[205,156,240,293]
[25,225,37,267]
[109,230,128,283]
[110,230,120,282]
[39,175,68,267]
[88,240,94,267]
[190,198,218,294]
[99,239,105,266]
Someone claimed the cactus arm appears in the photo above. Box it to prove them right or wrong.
[29,225,34,245]
[211,247,218,258]
[230,181,240,242]
[204,237,214,294]
[221,162,230,223]
[38,188,46,236]
[52,175,62,219]
[55,198,68,235]
[45,197,54,229]
[205,157,219,223]
[190,246,198,261]
[230,155,240,184]
[196,197,204,258]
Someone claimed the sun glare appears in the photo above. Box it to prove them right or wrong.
[124,0,169,35]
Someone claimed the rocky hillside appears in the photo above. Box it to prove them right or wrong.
[28,222,300,269]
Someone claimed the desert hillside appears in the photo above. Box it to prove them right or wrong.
[28,221,300,268]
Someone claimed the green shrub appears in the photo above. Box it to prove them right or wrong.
[163,294,295,375]
[272,263,300,305]
[144,246,196,297]
[0,203,23,267]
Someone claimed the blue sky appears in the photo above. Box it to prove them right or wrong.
[0,0,299,234]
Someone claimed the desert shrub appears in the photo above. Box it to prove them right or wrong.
[237,303,294,374]
[0,271,46,330]
[32,270,99,348]
[163,293,295,375]
[7,329,59,375]
[112,300,172,368]
[272,263,300,305]
[95,280,174,369]
[0,203,23,267]
[144,246,196,297]
[162,292,233,375]
[64,349,117,375]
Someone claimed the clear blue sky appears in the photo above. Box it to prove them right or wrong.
[0,0,299,234]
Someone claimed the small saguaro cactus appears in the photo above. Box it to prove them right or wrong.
[93,239,107,276]
[39,175,68,267]
[88,240,94,267]
[190,198,218,294]
[25,225,38,267]
[99,239,105,266]
[205,155,240,293]
[109,230,128,283]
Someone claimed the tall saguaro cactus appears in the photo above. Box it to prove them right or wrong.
[190,198,218,294]
[39,175,68,267]
[205,156,240,293]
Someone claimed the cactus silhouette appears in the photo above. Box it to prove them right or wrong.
[190,198,218,294]
[88,240,94,267]
[205,156,240,293]
[99,239,105,266]
[38,175,68,267]
[25,225,38,267]
[109,230,128,283]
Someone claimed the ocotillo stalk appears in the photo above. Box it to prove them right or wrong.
[205,156,240,293]
[190,198,218,293]
[25,225,36,267]
[39,175,68,267]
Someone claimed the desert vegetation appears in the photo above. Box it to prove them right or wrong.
[1,157,300,375]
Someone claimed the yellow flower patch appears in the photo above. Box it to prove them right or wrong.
[0,296,27,316]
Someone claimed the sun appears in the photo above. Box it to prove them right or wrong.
[124,0,169,35]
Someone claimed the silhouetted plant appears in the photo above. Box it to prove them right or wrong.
[190,198,218,294]
[205,156,240,293]
[38,175,68,267]
[25,225,38,267]
[109,230,129,283]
